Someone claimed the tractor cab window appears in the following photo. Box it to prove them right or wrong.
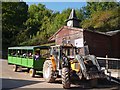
[51,47,59,56]
[40,49,50,58]
[62,47,76,57]
[62,48,68,56]
[84,45,89,55]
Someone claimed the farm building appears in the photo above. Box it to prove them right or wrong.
[49,9,120,58]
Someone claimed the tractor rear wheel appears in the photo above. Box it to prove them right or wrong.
[43,60,55,83]
[62,67,71,89]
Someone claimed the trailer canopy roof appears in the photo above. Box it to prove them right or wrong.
[8,46,49,50]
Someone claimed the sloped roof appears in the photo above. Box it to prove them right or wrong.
[85,29,120,36]
[48,26,83,41]
[105,30,120,36]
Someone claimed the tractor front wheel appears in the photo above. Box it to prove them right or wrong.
[62,67,71,89]
[43,60,56,83]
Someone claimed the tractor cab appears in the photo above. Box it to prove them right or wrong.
[49,45,77,71]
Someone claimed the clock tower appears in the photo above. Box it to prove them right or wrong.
[66,9,80,27]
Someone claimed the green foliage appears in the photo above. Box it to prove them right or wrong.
[2,2,28,58]
[82,2,119,18]
[21,7,83,46]
[48,8,71,35]
[2,2,28,46]
[81,2,120,32]
[21,3,54,45]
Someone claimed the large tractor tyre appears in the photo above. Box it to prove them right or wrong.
[29,68,36,77]
[90,78,98,87]
[43,60,55,83]
[13,65,18,72]
[62,67,71,89]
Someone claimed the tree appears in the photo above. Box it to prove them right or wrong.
[20,3,54,45]
[81,2,120,31]
[2,2,28,58]
[82,1,119,18]
[24,4,52,37]
[20,6,85,46]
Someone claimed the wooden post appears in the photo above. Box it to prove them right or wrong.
[106,55,111,81]
[106,55,108,70]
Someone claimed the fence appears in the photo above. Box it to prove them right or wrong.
[97,56,120,69]
[97,56,120,81]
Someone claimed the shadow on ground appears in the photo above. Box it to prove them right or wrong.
[16,68,43,78]
[70,79,120,89]
[50,78,120,89]
[2,78,42,89]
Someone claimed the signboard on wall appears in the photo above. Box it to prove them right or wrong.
[75,38,84,47]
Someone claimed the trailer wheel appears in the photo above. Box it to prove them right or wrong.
[62,67,71,89]
[29,68,36,77]
[43,60,55,83]
[90,78,98,87]
[27,68,30,73]
[13,65,18,72]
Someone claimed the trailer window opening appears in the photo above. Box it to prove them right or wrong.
[28,50,33,59]
[21,50,27,58]
[8,49,12,56]
[12,49,17,57]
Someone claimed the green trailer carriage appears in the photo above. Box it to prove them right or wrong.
[8,46,50,77]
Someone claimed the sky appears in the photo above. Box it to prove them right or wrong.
[23,1,87,12]
[23,0,120,13]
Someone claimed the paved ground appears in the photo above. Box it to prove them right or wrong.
[1,59,120,89]
[108,69,120,79]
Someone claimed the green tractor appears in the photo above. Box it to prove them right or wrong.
[43,45,105,89]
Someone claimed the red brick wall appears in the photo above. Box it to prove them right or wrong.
[56,28,69,45]
[55,27,83,45]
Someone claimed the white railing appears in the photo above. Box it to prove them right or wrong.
[97,57,120,61]
[97,56,120,83]
[97,56,120,70]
